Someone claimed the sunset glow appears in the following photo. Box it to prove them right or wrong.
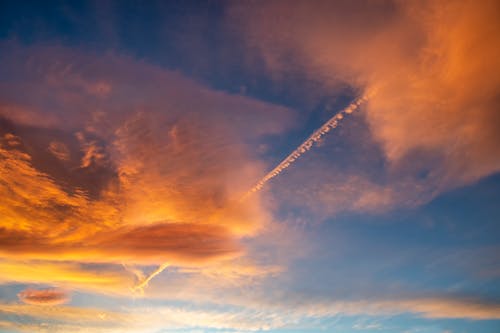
[0,1,499,332]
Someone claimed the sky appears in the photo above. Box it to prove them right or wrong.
[0,0,499,332]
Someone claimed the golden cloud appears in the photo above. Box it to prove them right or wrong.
[0,260,134,295]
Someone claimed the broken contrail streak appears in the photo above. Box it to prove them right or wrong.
[132,262,169,294]
[242,91,375,199]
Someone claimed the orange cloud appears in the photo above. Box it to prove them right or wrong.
[0,122,241,266]
[0,43,295,286]
[17,288,70,306]
[231,0,500,193]
[0,223,240,267]
[48,141,71,161]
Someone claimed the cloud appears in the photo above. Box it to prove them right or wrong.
[0,127,240,266]
[0,43,295,272]
[230,0,500,196]
[289,297,500,321]
[1,294,498,333]
[0,303,127,332]
[0,260,135,295]
[17,288,70,306]
[48,141,71,161]
[272,163,434,219]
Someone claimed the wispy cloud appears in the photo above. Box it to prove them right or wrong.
[0,295,498,333]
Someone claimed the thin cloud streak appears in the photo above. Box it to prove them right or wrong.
[243,91,375,198]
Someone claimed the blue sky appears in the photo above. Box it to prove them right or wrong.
[0,1,499,332]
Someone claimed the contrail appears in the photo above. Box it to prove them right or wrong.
[242,91,376,199]
[132,262,169,294]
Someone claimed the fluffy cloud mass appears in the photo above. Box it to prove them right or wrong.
[230,0,500,195]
